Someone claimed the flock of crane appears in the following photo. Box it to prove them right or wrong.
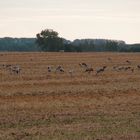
[0,64,21,75]
[0,58,140,78]
[46,63,108,77]
[46,59,140,77]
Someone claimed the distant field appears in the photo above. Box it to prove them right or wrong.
[0,52,140,140]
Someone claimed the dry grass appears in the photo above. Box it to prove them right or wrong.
[0,52,140,140]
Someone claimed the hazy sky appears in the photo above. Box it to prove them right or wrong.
[0,0,140,43]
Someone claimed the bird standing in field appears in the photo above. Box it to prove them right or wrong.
[96,66,107,75]
[55,65,65,73]
[85,67,94,74]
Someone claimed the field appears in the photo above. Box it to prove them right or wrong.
[0,52,140,140]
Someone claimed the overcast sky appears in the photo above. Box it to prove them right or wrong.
[0,0,140,43]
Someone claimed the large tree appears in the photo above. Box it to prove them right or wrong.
[36,29,64,51]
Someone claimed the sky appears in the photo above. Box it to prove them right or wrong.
[0,0,140,44]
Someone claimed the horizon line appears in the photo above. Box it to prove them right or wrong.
[0,36,140,44]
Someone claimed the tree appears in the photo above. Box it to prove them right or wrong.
[105,40,119,51]
[36,29,64,51]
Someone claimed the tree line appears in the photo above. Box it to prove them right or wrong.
[0,37,40,52]
[0,29,140,52]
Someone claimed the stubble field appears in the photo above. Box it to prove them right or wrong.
[0,52,140,140]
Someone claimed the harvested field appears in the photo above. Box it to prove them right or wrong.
[0,52,140,140]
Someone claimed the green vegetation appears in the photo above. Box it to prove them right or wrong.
[36,29,64,51]
[0,29,140,52]
[0,37,40,52]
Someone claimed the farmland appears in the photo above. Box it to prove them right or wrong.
[0,52,140,140]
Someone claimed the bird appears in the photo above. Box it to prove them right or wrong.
[10,65,21,74]
[96,66,107,75]
[59,68,65,72]
[55,65,64,73]
[69,70,74,77]
[85,67,94,74]
[124,66,131,71]
[47,66,52,72]
[79,63,88,68]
